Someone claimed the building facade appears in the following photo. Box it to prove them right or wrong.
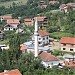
[32,30,49,46]
[60,37,75,52]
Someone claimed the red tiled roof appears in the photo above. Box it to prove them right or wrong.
[60,37,75,45]
[34,16,46,22]
[64,60,75,67]
[38,30,49,36]
[0,15,12,19]
[24,18,34,25]
[39,51,58,62]
[7,19,20,24]
[0,69,22,75]
[20,44,27,51]
[4,24,13,27]
[66,3,75,7]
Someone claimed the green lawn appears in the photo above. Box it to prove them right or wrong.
[0,39,9,45]
[0,0,28,8]
[50,32,74,39]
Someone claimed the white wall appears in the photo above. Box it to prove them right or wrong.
[4,27,14,31]
[42,60,59,68]
[32,35,49,46]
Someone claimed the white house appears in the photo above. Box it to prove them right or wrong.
[32,29,49,46]
[7,19,20,29]
[23,41,50,53]
[4,24,14,31]
[39,51,59,68]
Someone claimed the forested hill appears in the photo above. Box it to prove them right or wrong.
[0,0,16,2]
[0,0,75,36]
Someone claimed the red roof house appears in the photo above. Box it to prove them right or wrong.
[32,29,49,46]
[0,15,12,20]
[34,16,48,26]
[7,19,20,29]
[0,69,22,75]
[20,44,27,54]
[39,51,59,68]
[24,18,34,26]
[60,37,75,52]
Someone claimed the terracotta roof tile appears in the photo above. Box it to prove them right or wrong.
[38,30,49,36]
[0,15,12,19]
[0,69,22,75]
[20,44,27,51]
[7,19,20,24]
[24,18,34,25]
[39,51,58,62]
[34,16,46,22]
[64,60,75,67]
[60,37,75,44]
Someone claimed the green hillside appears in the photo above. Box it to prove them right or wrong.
[0,0,28,8]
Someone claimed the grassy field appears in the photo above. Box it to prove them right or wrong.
[0,0,28,8]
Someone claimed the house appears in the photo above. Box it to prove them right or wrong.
[64,60,75,67]
[22,41,50,53]
[4,24,14,31]
[0,30,4,40]
[0,15,12,22]
[20,44,27,54]
[16,28,25,34]
[59,4,68,13]
[34,16,48,27]
[24,18,34,26]
[32,29,49,46]
[60,37,75,52]
[0,44,9,50]
[49,0,59,4]
[63,54,75,67]
[0,69,22,75]
[59,3,75,13]
[39,51,59,68]
[38,1,47,8]
[7,19,20,29]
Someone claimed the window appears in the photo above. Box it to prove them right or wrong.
[63,44,66,46]
[70,49,73,51]
[38,42,41,44]
[39,38,41,40]
[43,38,44,40]
[63,48,65,50]
[46,36,48,39]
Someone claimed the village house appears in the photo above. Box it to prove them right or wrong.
[7,19,20,29]
[32,29,49,46]
[38,1,47,8]
[24,18,34,26]
[0,69,22,75]
[49,0,59,4]
[60,37,75,52]
[39,51,59,68]
[20,44,27,54]
[4,24,14,31]
[0,15,12,22]
[59,3,75,13]
[34,16,48,27]
[20,42,50,54]
[59,4,68,13]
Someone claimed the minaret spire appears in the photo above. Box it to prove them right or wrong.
[34,18,38,57]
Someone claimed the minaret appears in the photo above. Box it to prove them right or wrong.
[34,18,38,57]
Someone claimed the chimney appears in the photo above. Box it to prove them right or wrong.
[34,18,38,57]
